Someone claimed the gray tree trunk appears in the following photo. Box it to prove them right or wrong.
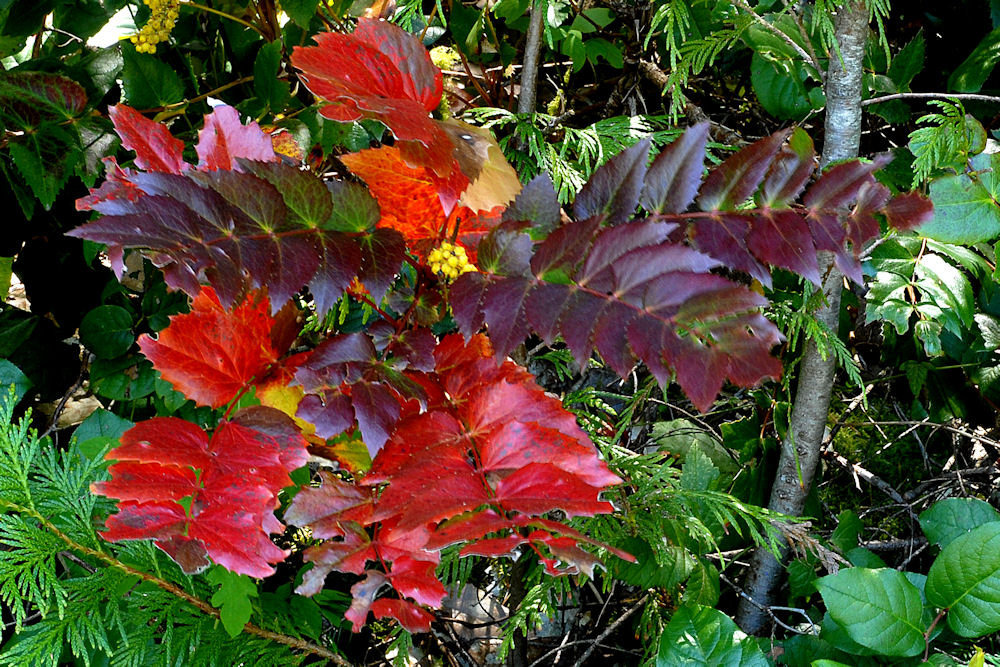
[736,0,868,635]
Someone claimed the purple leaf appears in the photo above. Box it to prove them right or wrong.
[641,123,709,214]
[697,130,789,211]
[573,138,651,225]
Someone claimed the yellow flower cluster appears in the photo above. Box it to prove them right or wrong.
[427,242,477,281]
[130,0,181,54]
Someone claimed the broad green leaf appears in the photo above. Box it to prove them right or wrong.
[816,568,926,657]
[830,510,863,553]
[120,44,184,108]
[254,41,291,112]
[207,566,260,638]
[887,32,925,92]
[926,522,1000,637]
[919,498,1000,548]
[921,153,1000,244]
[656,604,770,667]
[74,409,134,461]
[949,27,1000,92]
[681,444,720,492]
[79,305,135,359]
[0,360,32,410]
[0,257,11,297]
[812,661,853,667]
[819,613,878,656]
[787,559,818,601]
[975,313,1000,349]
[750,52,818,121]
[683,559,720,606]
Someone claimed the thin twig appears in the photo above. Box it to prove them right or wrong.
[569,595,648,667]
[39,358,88,441]
[721,573,817,636]
[863,92,1000,106]
[1,499,351,665]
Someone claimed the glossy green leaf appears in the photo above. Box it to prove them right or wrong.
[922,153,1000,244]
[254,41,291,112]
[926,522,1000,637]
[816,568,926,657]
[656,604,770,667]
[830,510,863,553]
[949,27,1000,92]
[750,52,818,121]
[80,305,135,359]
[0,360,32,410]
[919,498,1000,548]
[120,44,184,109]
[887,32,925,92]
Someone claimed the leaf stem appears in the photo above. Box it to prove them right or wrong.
[0,499,353,666]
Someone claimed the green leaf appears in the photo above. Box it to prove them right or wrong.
[816,568,926,657]
[920,498,1000,548]
[830,510,863,553]
[922,153,1000,244]
[74,409,134,460]
[811,661,853,667]
[683,560,720,606]
[584,38,623,68]
[280,0,319,27]
[750,52,819,121]
[207,566,259,638]
[656,604,770,667]
[975,313,1000,349]
[949,28,1000,92]
[120,43,184,108]
[79,305,135,359]
[926,522,1000,637]
[887,32,925,92]
[787,559,818,602]
[254,41,291,113]
[8,140,62,210]
[681,444,720,491]
[0,360,32,409]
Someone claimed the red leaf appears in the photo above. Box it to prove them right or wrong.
[196,105,277,170]
[108,105,186,174]
[345,571,388,631]
[292,21,453,178]
[94,414,308,578]
[298,524,376,596]
[388,556,447,607]
[369,598,435,633]
[139,287,283,408]
[285,470,377,537]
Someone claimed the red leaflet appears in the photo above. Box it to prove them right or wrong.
[292,20,453,178]
[93,408,309,578]
[107,105,186,174]
[139,287,283,408]
[286,333,627,630]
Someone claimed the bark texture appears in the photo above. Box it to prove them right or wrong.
[517,1,545,115]
[735,1,868,635]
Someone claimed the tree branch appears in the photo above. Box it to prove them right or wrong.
[863,92,1000,106]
